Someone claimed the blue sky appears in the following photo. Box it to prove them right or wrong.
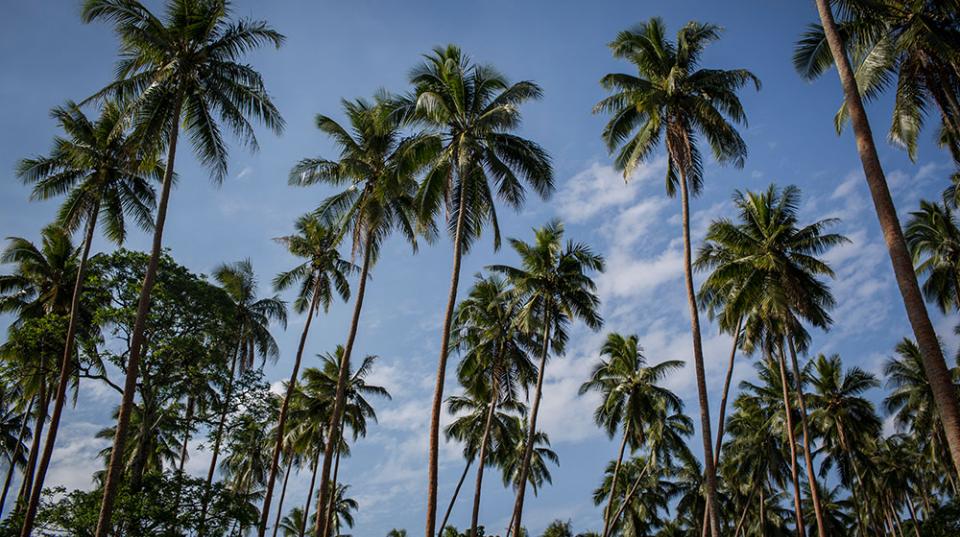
[1,1,957,535]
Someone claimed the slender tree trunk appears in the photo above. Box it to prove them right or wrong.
[759,487,766,537]
[905,494,921,537]
[177,397,195,474]
[16,362,50,517]
[469,380,499,537]
[439,460,471,537]
[258,284,323,537]
[601,426,630,537]
[20,201,99,536]
[322,419,344,537]
[197,339,243,537]
[889,495,905,537]
[775,344,806,537]
[510,311,552,537]
[95,99,182,537]
[606,463,650,534]
[814,0,960,480]
[0,396,34,518]
[301,449,321,537]
[733,487,756,537]
[679,171,721,537]
[839,427,869,537]
[271,457,292,537]
[317,233,374,537]
[426,182,469,537]
[786,337,827,537]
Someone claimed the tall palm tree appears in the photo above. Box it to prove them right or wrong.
[289,94,428,537]
[499,416,559,500]
[80,2,284,532]
[404,46,555,537]
[801,0,960,483]
[261,215,353,537]
[489,220,603,536]
[327,483,358,537]
[578,333,683,537]
[594,19,760,536]
[451,274,536,537]
[905,200,960,313]
[592,456,675,537]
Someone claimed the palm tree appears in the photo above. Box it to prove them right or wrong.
[594,19,760,536]
[0,383,32,518]
[801,0,960,483]
[201,259,287,527]
[794,0,960,162]
[279,507,307,537]
[592,456,674,537]
[905,200,960,313]
[289,94,428,537]
[499,416,559,500]
[404,45,555,537]
[261,215,353,536]
[327,483,358,537]
[80,2,284,532]
[578,333,683,537]
[451,274,536,537]
[489,220,603,536]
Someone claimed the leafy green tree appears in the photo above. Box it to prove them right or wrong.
[489,220,603,535]
[905,200,960,313]
[404,45,555,537]
[540,519,572,537]
[594,19,760,536]
[79,1,284,531]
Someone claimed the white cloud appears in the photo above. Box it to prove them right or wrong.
[555,157,666,223]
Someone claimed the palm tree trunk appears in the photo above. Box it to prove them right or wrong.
[94,98,182,537]
[678,170,721,537]
[426,181,469,537]
[733,487,756,537]
[759,487,766,537]
[888,495,905,537]
[197,339,243,537]
[271,457,292,537]
[510,310,552,537]
[839,427,869,537]
[469,380,499,537]
[904,494,921,537]
[317,233,374,537]
[258,283,323,537]
[601,426,630,537]
[439,460,472,537]
[0,396,34,518]
[302,449,321,537]
[775,343,806,537]
[16,361,50,517]
[606,463,650,534]
[322,419,345,537]
[786,337,827,537]
[178,397,195,474]
[20,201,99,536]
[813,0,960,480]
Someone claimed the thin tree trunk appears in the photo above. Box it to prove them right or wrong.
[426,181,469,537]
[317,233,374,537]
[16,362,50,517]
[0,396,34,518]
[322,419,344,537]
[888,495,905,537]
[469,379,499,537]
[197,339,243,537]
[775,344,806,537]
[94,99,182,537]
[813,0,960,480]
[679,170,721,537]
[601,426,630,537]
[20,200,99,536]
[510,310,552,537]
[439,460,471,537]
[786,337,827,537]
[271,457,292,537]
[258,284,323,537]
[905,494,921,537]
[177,397,194,474]
[301,449,321,537]
[759,487,766,537]
[733,487,756,537]
[606,463,650,534]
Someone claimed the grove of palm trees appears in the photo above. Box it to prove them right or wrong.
[3,1,960,537]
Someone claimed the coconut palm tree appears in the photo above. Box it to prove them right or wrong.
[578,333,683,537]
[279,507,307,537]
[499,417,559,500]
[594,19,760,535]
[451,274,536,537]
[801,0,960,484]
[15,101,161,532]
[592,456,674,537]
[289,94,429,537]
[80,2,284,531]
[403,46,555,537]
[488,220,603,536]
[327,483,358,537]
[905,200,960,313]
[0,383,32,518]
[794,0,960,161]
[260,216,353,536]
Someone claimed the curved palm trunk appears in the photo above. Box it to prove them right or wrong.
[904,494,921,537]
[20,201,99,536]
[786,338,827,537]
[16,361,50,517]
[469,380,499,537]
[95,99,182,537]
[601,426,630,537]
[271,457,292,537]
[774,344,806,537]
[317,233,374,537]
[813,0,960,480]
[1,396,34,518]
[257,284,323,537]
[510,312,551,537]
[323,439,343,536]
[678,172,721,537]
[197,340,243,537]
[301,449,321,537]
[426,182,470,537]
[439,460,472,537]
[733,487,756,537]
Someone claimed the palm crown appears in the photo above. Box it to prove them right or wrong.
[273,215,354,315]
